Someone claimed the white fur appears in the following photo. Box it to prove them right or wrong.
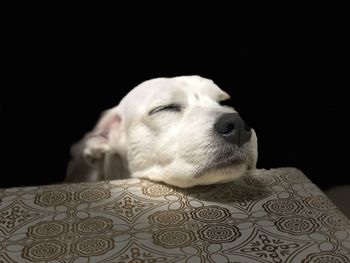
[65,75,258,187]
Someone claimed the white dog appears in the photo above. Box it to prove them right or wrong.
[65,75,258,188]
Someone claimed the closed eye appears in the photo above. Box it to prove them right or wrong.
[149,103,182,115]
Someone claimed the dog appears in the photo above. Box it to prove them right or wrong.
[65,75,258,188]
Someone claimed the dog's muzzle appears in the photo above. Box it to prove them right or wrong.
[214,113,252,147]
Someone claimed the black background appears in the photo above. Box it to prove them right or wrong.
[1,7,349,189]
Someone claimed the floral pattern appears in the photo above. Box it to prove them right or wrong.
[198,224,241,243]
[275,216,319,235]
[302,251,349,263]
[0,167,349,262]
[154,229,196,248]
[263,199,303,215]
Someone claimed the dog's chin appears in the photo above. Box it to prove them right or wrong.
[193,145,252,179]
[193,157,248,179]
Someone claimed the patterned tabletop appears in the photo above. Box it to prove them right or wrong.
[1,167,350,263]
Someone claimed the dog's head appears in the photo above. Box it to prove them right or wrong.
[70,76,258,187]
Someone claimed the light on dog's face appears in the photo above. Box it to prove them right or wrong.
[124,76,258,188]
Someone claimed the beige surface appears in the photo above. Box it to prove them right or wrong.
[1,168,350,262]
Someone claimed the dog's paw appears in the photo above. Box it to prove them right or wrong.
[83,136,110,166]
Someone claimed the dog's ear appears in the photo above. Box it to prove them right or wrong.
[218,91,230,101]
[89,108,122,139]
[82,108,123,165]
[65,108,125,182]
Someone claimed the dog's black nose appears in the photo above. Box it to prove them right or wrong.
[214,113,252,146]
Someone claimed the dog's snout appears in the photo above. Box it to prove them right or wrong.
[214,113,252,146]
